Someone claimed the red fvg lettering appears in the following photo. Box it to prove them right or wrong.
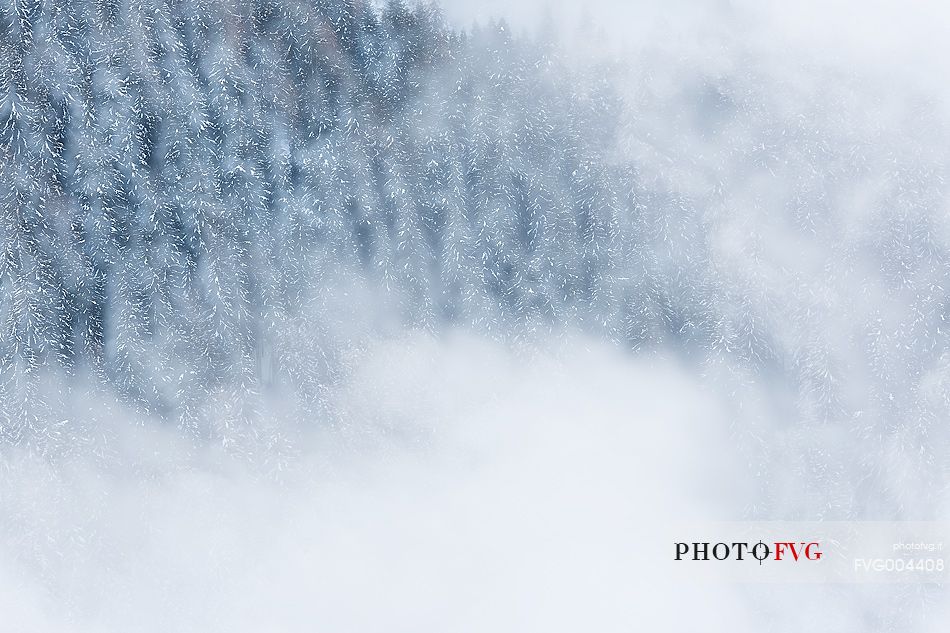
[774,542,823,561]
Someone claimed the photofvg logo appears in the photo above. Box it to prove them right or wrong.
[667,522,948,583]
[675,541,822,564]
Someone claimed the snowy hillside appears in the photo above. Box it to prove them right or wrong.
[1,0,658,433]
[1,0,949,631]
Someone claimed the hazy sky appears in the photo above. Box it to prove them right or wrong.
[437,0,950,86]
